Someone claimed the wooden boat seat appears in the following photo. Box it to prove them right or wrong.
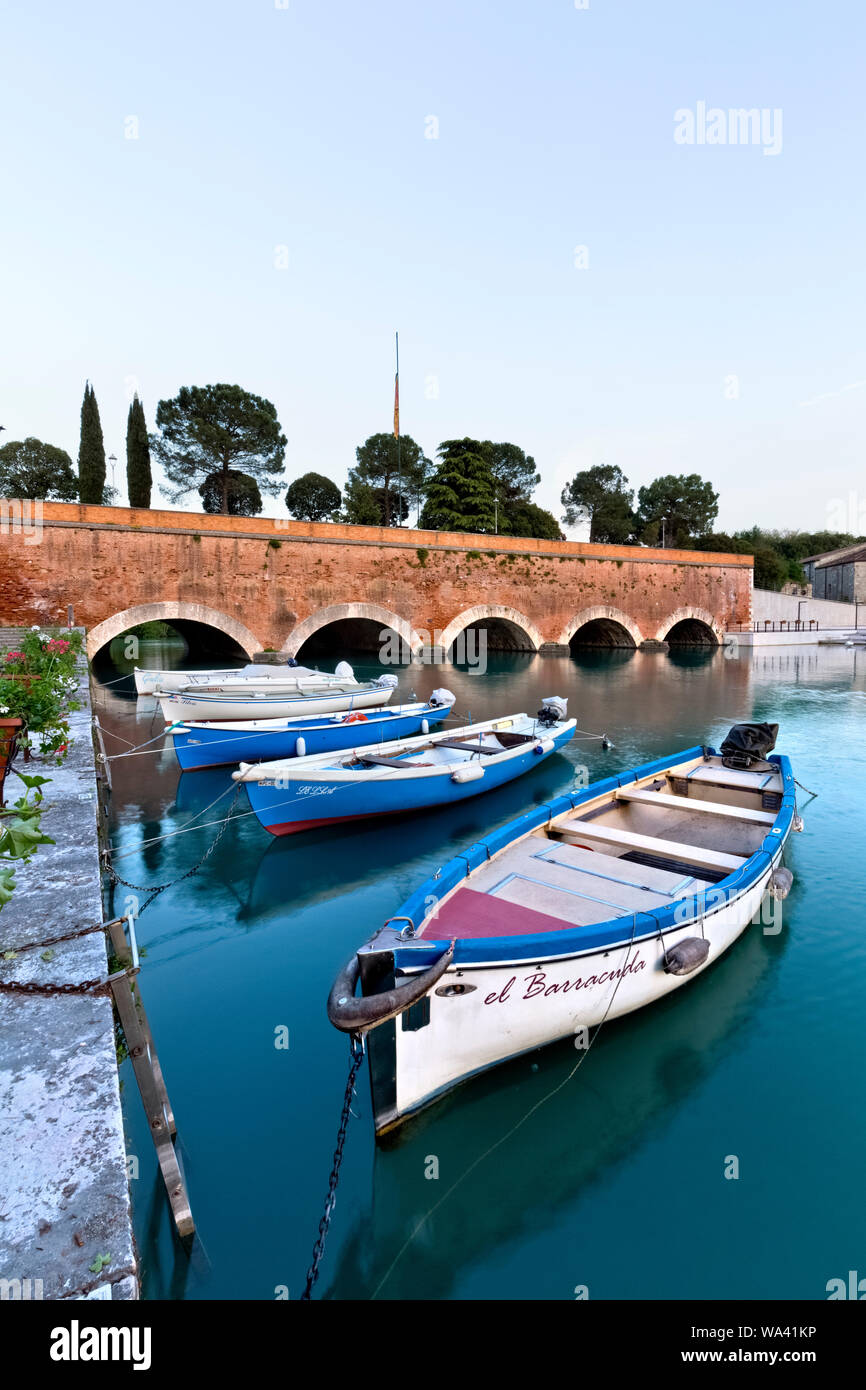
[552,819,746,873]
[351,754,434,768]
[616,788,775,825]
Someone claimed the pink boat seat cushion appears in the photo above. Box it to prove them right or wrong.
[423,887,578,940]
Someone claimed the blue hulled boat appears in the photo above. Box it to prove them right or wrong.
[232,704,577,836]
[169,696,455,772]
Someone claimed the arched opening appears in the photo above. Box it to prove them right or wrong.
[449,617,537,659]
[295,617,410,666]
[569,619,637,650]
[664,619,719,647]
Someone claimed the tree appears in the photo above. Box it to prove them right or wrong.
[349,432,430,527]
[151,384,286,514]
[420,439,498,533]
[285,472,342,522]
[561,464,635,543]
[126,395,152,508]
[0,438,79,500]
[636,473,719,548]
[199,469,262,516]
[342,474,382,525]
[77,382,106,504]
[506,499,563,541]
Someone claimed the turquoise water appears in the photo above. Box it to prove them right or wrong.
[93,642,866,1301]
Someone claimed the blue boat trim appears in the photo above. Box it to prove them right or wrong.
[389,751,795,968]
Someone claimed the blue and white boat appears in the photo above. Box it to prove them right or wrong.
[232,702,577,836]
[326,725,800,1135]
[169,695,456,772]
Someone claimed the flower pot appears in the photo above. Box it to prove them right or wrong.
[0,717,24,806]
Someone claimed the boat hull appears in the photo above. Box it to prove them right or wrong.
[157,684,394,723]
[239,722,575,835]
[170,702,451,771]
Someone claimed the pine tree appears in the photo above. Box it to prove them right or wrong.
[126,394,152,508]
[77,382,106,504]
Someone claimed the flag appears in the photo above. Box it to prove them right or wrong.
[393,371,399,438]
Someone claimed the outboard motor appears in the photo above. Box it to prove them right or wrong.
[536,696,568,728]
[720,722,778,770]
[429,688,456,707]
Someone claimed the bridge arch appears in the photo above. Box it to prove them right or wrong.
[656,606,723,646]
[284,603,423,659]
[86,601,262,660]
[438,605,543,655]
[556,606,643,649]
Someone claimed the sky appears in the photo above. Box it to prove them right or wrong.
[1,0,865,534]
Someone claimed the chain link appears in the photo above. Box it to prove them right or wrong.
[104,782,243,912]
[301,1033,366,1301]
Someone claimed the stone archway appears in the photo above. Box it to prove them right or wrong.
[437,604,543,654]
[86,601,262,660]
[556,605,643,649]
[283,602,423,659]
[655,606,723,646]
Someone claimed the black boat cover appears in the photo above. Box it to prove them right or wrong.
[719,722,779,769]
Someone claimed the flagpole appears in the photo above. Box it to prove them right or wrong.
[395,331,401,527]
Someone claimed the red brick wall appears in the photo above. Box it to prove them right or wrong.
[0,502,752,654]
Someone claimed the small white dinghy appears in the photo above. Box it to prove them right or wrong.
[134,660,358,696]
[327,723,800,1135]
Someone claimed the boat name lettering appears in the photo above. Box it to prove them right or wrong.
[483,953,646,1005]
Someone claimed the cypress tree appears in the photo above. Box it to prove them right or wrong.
[126,394,152,508]
[77,382,106,504]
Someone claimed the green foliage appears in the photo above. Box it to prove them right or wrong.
[0,772,54,909]
[285,471,342,522]
[342,474,390,525]
[419,439,498,534]
[506,498,563,540]
[199,469,263,516]
[0,629,82,759]
[349,433,430,526]
[77,383,106,504]
[125,394,152,508]
[0,437,79,500]
[561,464,635,543]
[636,473,719,547]
[151,383,286,512]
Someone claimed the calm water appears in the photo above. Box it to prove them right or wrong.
[92,641,866,1301]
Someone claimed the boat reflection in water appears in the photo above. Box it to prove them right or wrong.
[326,921,784,1301]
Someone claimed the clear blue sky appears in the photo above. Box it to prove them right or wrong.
[2,0,864,532]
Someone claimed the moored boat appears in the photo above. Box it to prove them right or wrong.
[169,693,456,772]
[134,659,357,696]
[326,724,799,1135]
[155,675,397,724]
[232,702,577,836]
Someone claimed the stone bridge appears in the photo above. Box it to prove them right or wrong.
[0,502,752,658]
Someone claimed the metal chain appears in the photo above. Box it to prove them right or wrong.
[104,782,243,913]
[0,976,112,996]
[301,1033,366,1301]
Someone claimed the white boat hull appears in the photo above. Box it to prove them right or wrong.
[157,683,394,722]
[386,867,773,1129]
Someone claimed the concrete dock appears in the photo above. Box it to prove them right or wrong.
[0,649,136,1300]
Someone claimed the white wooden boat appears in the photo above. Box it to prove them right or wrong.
[156,677,397,724]
[134,660,357,696]
[327,727,799,1135]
